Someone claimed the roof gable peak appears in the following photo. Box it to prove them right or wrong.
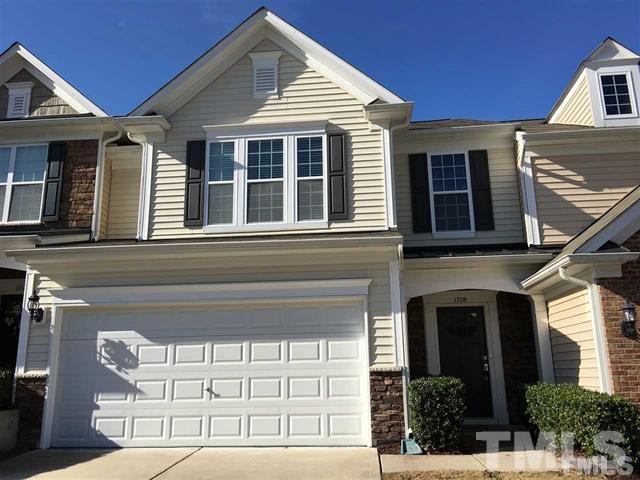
[586,37,639,63]
[0,42,107,117]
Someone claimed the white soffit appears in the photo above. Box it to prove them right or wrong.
[0,42,107,117]
[129,7,404,117]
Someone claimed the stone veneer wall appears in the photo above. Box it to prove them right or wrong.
[370,368,405,446]
[495,292,540,424]
[596,229,640,405]
[14,374,47,448]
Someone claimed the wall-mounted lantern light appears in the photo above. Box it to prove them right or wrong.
[28,290,44,323]
[620,301,637,339]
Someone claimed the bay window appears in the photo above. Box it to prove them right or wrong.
[0,144,48,223]
[204,128,327,232]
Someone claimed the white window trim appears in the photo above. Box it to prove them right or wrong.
[249,51,281,99]
[597,70,638,120]
[427,151,476,239]
[0,143,48,225]
[203,128,328,234]
[5,81,33,119]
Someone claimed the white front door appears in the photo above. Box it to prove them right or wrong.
[51,300,369,447]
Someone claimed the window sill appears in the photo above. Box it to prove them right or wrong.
[0,221,42,227]
[431,230,476,239]
[203,221,329,234]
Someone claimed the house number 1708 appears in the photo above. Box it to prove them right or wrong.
[454,297,467,303]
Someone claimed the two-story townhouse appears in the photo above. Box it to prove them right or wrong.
[4,9,639,451]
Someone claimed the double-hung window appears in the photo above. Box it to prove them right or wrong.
[599,73,635,117]
[204,127,327,232]
[428,152,474,234]
[0,144,47,223]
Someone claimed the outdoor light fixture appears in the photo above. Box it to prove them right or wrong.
[28,290,44,323]
[620,301,637,339]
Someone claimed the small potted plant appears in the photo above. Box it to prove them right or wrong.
[0,369,19,454]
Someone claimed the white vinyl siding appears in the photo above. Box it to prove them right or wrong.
[27,258,395,371]
[547,288,600,390]
[105,162,141,240]
[151,39,385,239]
[394,131,524,248]
[532,152,640,244]
[550,72,595,127]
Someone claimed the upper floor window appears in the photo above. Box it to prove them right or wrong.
[205,130,326,232]
[5,82,33,119]
[600,73,634,117]
[0,144,47,222]
[249,52,281,98]
[428,153,474,234]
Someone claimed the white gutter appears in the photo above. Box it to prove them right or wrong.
[558,267,613,393]
[91,121,123,241]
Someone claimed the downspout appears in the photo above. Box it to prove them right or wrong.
[558,267,613,393]
[91,120,123,241]
[127,133,151,241]
[383,118,411,230]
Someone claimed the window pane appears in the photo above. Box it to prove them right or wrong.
[247,139,283,180]
[208,184,233,225]
[209,142,234,181]
[298,179,323,221]
[601,75,614,86]
[247,181,283,223]
[9,184,43,222]
[431,153,467,192]
[0,148,10,182]
[14,146,47,182]
[0,185,5,216]
[297,136,323,178]
[433,193,471,231]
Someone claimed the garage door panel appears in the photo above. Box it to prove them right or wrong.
[52,302,369,447]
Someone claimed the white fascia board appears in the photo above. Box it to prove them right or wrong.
[404,252,554,270]
[576,197,640,253]
[264,12,403,104]
[50,278,372,308]
[0,43,107,116]
[520,125,640,144]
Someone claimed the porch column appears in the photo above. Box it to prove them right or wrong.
[530,295,555,383]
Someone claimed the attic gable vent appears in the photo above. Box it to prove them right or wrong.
[249,51,281,98]
[5,81,33,119]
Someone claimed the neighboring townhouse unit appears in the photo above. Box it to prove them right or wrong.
[2,9,638,450]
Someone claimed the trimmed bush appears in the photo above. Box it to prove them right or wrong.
[0,369,13,410]
[525,383,640,463]
[408,376,466,452]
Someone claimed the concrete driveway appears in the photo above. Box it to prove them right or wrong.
[0,447,381,480]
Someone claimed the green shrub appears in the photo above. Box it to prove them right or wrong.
[0,369,13,410]
[408,376,466,452]
[525,383,640,463]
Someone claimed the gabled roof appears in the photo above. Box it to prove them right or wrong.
[560,185,640,256]
[546,37,640,122]
[130,7,405,117]
[0,42,107,117]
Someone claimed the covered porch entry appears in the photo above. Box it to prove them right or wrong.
[403,250,555,425]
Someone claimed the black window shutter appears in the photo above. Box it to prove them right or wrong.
[409,153,431,233]
[41,142,66,222]
[468,149,495,231]
[184,140,206,227]
[327,133,348,220]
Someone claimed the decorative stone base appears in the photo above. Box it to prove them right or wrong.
[370,368,405,446]
[14,374,47,449]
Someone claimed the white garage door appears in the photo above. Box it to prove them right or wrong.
[51,301,369,447]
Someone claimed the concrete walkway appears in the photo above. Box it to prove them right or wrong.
[381,450,563,474]
[0,447,381,480]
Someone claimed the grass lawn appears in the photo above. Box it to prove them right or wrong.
[383,472,639,480]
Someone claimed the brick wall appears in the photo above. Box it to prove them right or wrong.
[407,296,427,380]
[596,229,640,405]
[45,139,98,230]
[14,375,47,449]
[496,292,540,423]
[370,369,405,446]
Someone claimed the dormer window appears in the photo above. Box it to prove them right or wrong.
[5,82,33,119]
[249,51,281,98]
[600,73,634,117]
